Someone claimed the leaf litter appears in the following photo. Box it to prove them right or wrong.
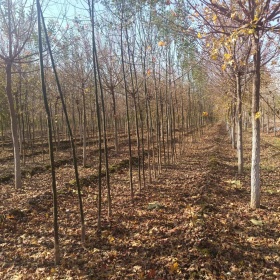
[0,123,280,279]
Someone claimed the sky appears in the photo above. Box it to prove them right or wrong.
[40,0,104,23]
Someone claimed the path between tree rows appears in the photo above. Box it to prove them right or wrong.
[1,123,280,279]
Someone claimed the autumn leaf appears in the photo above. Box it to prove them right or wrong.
[133,265,142,272]
[108,235,115,243]
[250,219,263,226]
[247,29,255,34]
[212,14,217,23]
[224,53,232,60]
[255,111,261,119]
[158,41,166,47]
[170,261,179,273]
[197,32,202,39]
[210,53,218,60]
[50,268,56,274]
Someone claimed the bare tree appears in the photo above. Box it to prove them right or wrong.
[0,0,36,188]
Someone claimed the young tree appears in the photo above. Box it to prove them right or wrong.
[0,0,36,188]
[185,0,280,208]
[37,0,60,264]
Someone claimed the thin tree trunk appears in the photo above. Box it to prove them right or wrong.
[231,99,237,149]
[1,113,4,151]
[267,104,269,134]
[94,33,112,219]
[37,0,60,264]
[119,5,134,201]
[111,89,119,153]
[82,84,87,167]
[236,72,243,174]
[40,4,86,242]
[251,35,261,209]
[6,62,22,188]
[273,96,276,136]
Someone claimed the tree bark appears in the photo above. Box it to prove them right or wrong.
[6,62,22,188]
[111,88,119,153]
[251,34,261,209]
[37,0,60,263]
[236,72,243,174]
[231,100,237,149]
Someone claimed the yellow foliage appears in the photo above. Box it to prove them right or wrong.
[211,54,218,60]
[170,262,179,273]
[231,12,236,19]
[108,235,115,243]
[213,14,217,22]
[202,111,209,117]
[224,53,232,60]
[221,64,227,71]
[247,29,255,34]
[255,111,261,119]
[197,32,202,39]
[158,41,166,47]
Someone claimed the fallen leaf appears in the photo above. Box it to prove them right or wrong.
[250,219,263,226]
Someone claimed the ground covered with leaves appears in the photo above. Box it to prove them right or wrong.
[1,123,280,279]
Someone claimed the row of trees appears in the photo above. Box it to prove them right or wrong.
[182,0,280,208]
[1,0,280,264]
[0,0,212,263]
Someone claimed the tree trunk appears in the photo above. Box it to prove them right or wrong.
[6,62,22,188]
[236,72,243,174]
[251,35,261,209]
[82,85,87,167]
[267,104,269,134]
[37,0,60,263]
[231,100,237,149]
[111,89,119,153]
[273,96,276,136]
[40,5,86,242]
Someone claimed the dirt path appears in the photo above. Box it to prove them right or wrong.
[1,123,279,279]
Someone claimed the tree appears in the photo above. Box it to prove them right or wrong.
[0,0,36,188]
[186,0,280,208]
[37,0,60,264]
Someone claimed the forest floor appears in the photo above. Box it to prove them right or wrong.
[1,123,280,280]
